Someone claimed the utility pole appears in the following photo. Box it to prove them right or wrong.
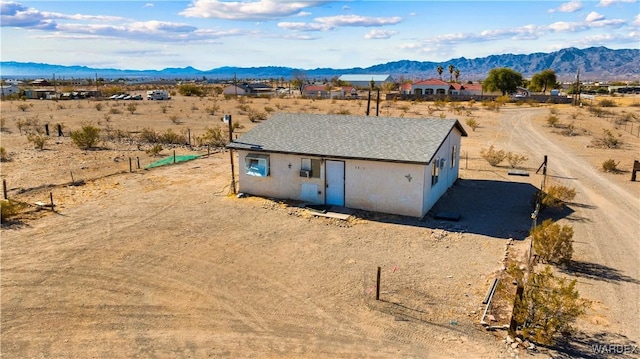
[227,114,237,194]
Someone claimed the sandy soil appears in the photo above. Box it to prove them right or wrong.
[1,93,639,358]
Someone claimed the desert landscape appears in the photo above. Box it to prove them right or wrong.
[1,91,639,358]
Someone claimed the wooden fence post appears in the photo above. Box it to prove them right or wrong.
[2,179,7,200]
[376,266,381,301]
[49,192,55,211]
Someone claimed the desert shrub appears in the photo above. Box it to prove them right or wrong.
[586,106,606,118]
[264,106,274,113]
[591,129,622,149]
[178,83,205,97]
[206,103,220,115]
[547,115,560,127]
[1,199,23,223]
[549,107,558,115]
[480,145,507,166]
[95,103,103,111]
[109,107,122,115]
[159,129,186,144]
[465,118,479,131]
[531,219,574,264]
[195,126,228,147]
[139,128,160,143]
[146,144,163,156]
[438,112,446,119]
[334,109,351,115]
[70,125,101,149]
[248,109,267,122]
[539,183,576,208]
[17,103,31,111]
[275,103,285,110]
[0,147,9,162]
[27,133,48,150]
[507,152,528,168]
[190,104,199,111]
[237,104,250,113]
[601,159,620,173]
[160,104,169,114]
[597,99,616,107]
[561,122,577,136]
[169,115,182,125]
[126,103,137,114]
[513,266,587,345]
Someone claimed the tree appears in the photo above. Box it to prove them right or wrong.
[454,68,460,83]
[530,69,557,94]
[291,70,307,94]
[436,66,444,80]
[483,68,524,95]
[448,64,455,82]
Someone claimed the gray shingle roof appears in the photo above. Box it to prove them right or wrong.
[227,113,467,164]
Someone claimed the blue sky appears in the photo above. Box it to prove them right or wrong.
[1,0,638,70]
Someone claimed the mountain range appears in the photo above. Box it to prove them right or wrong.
[1,46,637,82]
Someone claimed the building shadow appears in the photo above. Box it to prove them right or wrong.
[547,330,638,359]
[426,179,570,240]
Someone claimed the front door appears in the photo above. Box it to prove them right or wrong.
[325,160,345,206]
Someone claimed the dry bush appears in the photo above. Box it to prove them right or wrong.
[17,103,31,112]
[480,145,507,166]
[206,103,220,115]
[27,133,48,150]
[465,118,479,131]
[139,128,160,143]
[1,199,23,224]
[195,126,228,147]
[601,159,620,173]
[126,103,137,114]
[160,104,169,114]
[95,103,103,111]
[0,147,10,162]
[539,183,576,209]
[513,266,587,345]
[109,108,122,115]
[264,106,275,113]
[169,115,182,125]
[546,115,560,127]
[597,99,616,107]
[591,129,622,149]
[146,144,163,157]
[159,129,187,144]
[247,109,267,122]
[531,219,574,264]
[507,152,528,168]
[70,125,101,149]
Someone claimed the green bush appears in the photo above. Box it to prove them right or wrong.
[539,183,576,208]
[513,266,587,345]
[177,83,205,97]
[27,133,48,150]
[70,125,101,149]
[195,126,228,147]
[531,219,574,264]
[146,144,163,157]
[465,118,479,131]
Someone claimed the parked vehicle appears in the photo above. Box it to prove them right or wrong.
[146,90,170,100]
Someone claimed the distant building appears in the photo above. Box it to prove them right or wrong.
[223,83,273,96]
[338,74,394,88]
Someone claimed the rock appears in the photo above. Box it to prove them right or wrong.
[487,314,496,322]
[515,337,523,343]
[506,335,514,344]
[511,342,519,349]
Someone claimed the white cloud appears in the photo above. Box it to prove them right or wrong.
[179,0,327,21]
[585,11,605,22]
[143,3,154,8]
[279,14,402,32]
[1,1,46,27]
[634,14,640,26]
[364,29,397,40]
[548,0,582,13]
[599,0,637,7]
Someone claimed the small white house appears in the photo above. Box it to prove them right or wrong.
[227,113,467,217]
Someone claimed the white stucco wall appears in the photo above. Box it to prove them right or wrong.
[344,160,425,217]
[236,151,325,204]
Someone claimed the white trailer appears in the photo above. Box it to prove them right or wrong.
[146,90,170,100]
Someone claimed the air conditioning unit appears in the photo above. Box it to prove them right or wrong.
[299,170,310,178]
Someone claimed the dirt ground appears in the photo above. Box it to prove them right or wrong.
[1,93,639,358]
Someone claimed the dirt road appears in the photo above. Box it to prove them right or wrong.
[496,108,639,346]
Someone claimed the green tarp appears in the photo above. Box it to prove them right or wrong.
[145,155,201,169]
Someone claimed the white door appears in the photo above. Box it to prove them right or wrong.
[325,160,345,206]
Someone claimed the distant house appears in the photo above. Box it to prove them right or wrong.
[329,86,356,99]
[223,82,273,96]
[302,85,330,98]
[0,84,20,97]
[30,79,51,87]
[410,79,451,95]
[227,113,467,217]
[338,74,394,88]
[459,83,483,96]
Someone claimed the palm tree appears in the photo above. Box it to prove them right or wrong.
[437,66,444,80]
[454,68,460,83]
[448,64,455,82]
